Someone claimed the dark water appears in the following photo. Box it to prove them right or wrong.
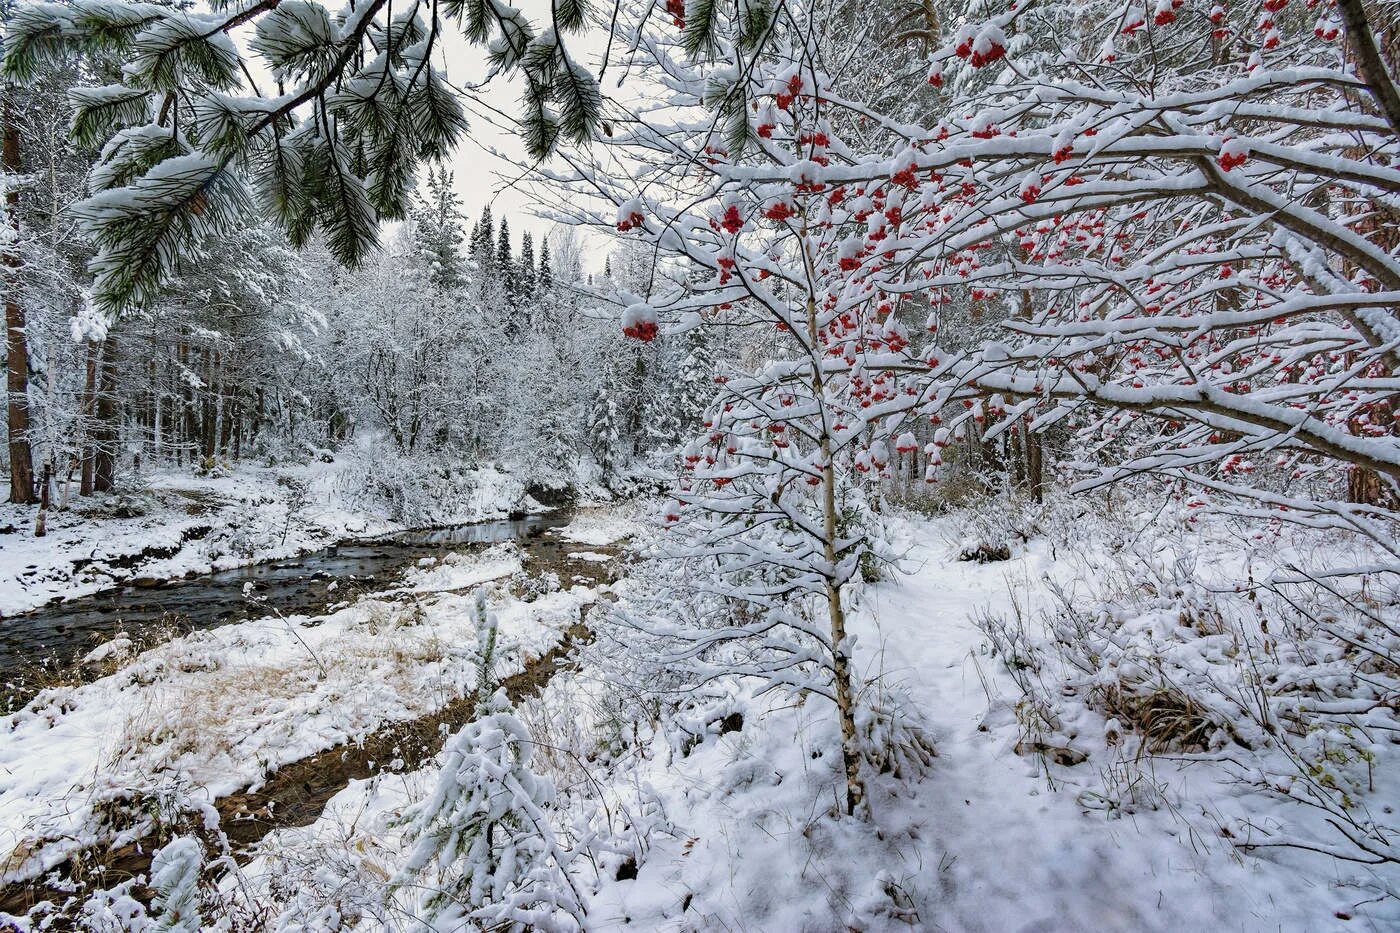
[0,512,573,692]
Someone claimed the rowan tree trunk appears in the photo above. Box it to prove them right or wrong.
[3,94,35,504]
[802,223,865,815]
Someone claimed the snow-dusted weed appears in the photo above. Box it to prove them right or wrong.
[974,499,1400,876]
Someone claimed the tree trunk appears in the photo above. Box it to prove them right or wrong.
[34,458,51,537]
[93,334,119,492]
[3,95,35,504]
[1348,466,1398,509]
[201,349,215,461]
[80,340,98,496]
[1025,420,1044,504]
[803,266,864,815]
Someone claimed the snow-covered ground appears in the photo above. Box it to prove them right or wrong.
[221,507,1396,931]
[0,460,556,617]
[5,499,1395,930]
[550,510,639,548]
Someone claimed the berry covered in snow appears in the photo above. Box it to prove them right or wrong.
[616,198,645,232]
[622,302,659,341]
[1217,137,1249,171]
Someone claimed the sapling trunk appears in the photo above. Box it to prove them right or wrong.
[802,218,865,816]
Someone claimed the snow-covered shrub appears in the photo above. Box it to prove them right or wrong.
[510,567,562,603]
[78,879,152,932]
[149,835,204,931]
[209,502,282,560]
[941,490,1051,561]
[976,512,1400,867]
[193,457,234,479]
[392,594,586,930]
[338,452,528,527]
[74,489,156,520]
[392,692,585,930]
[855,679,937,781]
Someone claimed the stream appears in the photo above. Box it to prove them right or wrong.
[0,508,624,921]
[0,511,575,700]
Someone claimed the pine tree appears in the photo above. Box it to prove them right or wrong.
[518,230,536,298]
[1,0,602,312]
[149,836,203,932]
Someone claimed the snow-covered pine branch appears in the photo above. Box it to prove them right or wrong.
[0,0,601,314]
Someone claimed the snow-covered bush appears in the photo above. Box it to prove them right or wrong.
[391,594,586,930]
[392,692,585,930]
[149,835,205,932]
[77,879,153,932]
[855,679,938,782]
[338,453,525,527]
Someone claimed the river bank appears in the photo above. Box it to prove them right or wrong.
[0,506,636,922]
[0,460,579,620]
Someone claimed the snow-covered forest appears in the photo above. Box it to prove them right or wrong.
[1,0,1399,928]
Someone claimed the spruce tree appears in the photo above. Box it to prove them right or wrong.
[496,219,515,295]
[518,231,536,298]
[677,326,716,437]
[472,205,495,274]
[588,376,620,476]
[538,241,554,291]
[412,167,467,291]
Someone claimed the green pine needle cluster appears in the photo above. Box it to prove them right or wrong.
[0,0,605,315]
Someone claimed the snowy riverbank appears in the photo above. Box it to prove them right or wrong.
[0,459,602,618]
[0,511,635,901]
